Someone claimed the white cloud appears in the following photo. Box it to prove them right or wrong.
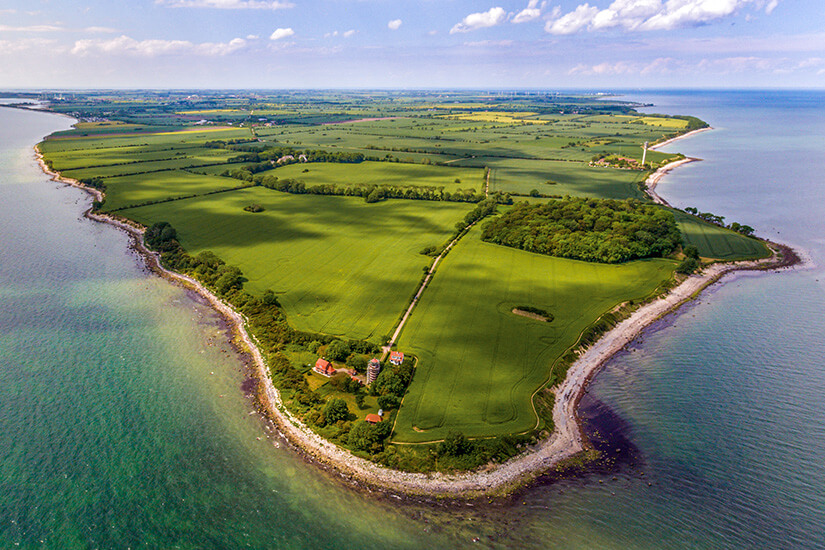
[270,28,295,40]
[568,60,635,75]
[70,35,248,56]
[513,0,541,23]
[464,39,514,47]
[0,38,59,54]
[84,26,119,34]
[156,0,294,9]
[388,19,402,30]
[325,29,356,38]
[546,4,599,34]
[450,7,507,34]
[0,24,64,32]
[546,0,781,35]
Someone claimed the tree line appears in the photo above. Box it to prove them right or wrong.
[480,197,682,263]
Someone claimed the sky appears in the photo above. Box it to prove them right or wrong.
[0,0,823,89]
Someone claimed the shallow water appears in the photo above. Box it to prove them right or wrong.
[1,91,824,549]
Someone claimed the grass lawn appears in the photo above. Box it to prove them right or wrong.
[271,161,485,193]
[120,189,474,342]
[674,210,771,260]
[393,225,676,443]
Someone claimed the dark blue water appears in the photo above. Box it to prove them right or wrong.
[1,91,823,549]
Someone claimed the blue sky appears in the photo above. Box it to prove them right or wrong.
[0,0,822,88]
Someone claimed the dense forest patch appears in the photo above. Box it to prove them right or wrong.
[480,198,682,263]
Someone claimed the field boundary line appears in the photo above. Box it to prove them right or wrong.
[380,220,479,361]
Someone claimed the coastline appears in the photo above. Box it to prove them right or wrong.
[34,123,801,499]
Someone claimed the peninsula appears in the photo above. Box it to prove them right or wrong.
[27,90,795,498]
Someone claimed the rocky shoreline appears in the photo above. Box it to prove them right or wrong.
[34,125,802,499]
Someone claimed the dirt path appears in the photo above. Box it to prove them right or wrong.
[381,221,476,360]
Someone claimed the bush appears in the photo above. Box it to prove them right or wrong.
[676,257,699,274]
[323,398,351,425]
[438,431,471,456]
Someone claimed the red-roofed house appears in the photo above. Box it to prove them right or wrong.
[389,351,404,365]
[365,414,382,424]
[313,358,336,377]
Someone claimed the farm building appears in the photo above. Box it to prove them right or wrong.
[313,358,336,377]
[389,351,404,365]
[366,358,381,385]
[365,414,382,424]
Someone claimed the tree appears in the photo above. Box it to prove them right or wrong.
[325,340,351,362]
[373,370,404,397]
[676,257,699,275]
[347,420,390,452]
[214,266,243,295]
[323,398,351,425]
[683,244,699,259]
[438,431,471,456]
[377,394,400,410]
[345,353,368,373]
[262,289,279,306]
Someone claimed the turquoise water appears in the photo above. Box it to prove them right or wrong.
[1,92,824,549]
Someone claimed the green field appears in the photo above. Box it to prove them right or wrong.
[121,189,473,342]
[40,91,768,454]
[269,161,485,193]
[393,226,676,442]
[484,158,647,199]
[101,171,242,211]
[674,211,771,260]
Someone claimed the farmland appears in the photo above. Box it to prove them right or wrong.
[264,161,485,194]
[675,210,770,260]
[121,189,473,342]
[393,226,676,442]
[35,90,771,466]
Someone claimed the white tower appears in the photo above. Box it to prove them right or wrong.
[642,141,649,166]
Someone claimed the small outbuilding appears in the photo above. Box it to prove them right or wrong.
[365,414,382,424]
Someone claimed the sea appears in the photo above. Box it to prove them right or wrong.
[0,91,823,549]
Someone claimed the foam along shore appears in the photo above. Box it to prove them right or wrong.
[34,138,798,500]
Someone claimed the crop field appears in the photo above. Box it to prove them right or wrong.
[39,127,251,154]
[484,158,648,199]
[40,91,746,447]
[674,211,771,260]
[269,161,485,192]
[632,116,689,128]
[100,171,242,211]
[393,226,676,442]
[120,189,473,342]
[46,145,195,170]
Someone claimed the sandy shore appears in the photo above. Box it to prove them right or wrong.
[650,127,712,151]
[34,126,800,499]
[645,157,699,206]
